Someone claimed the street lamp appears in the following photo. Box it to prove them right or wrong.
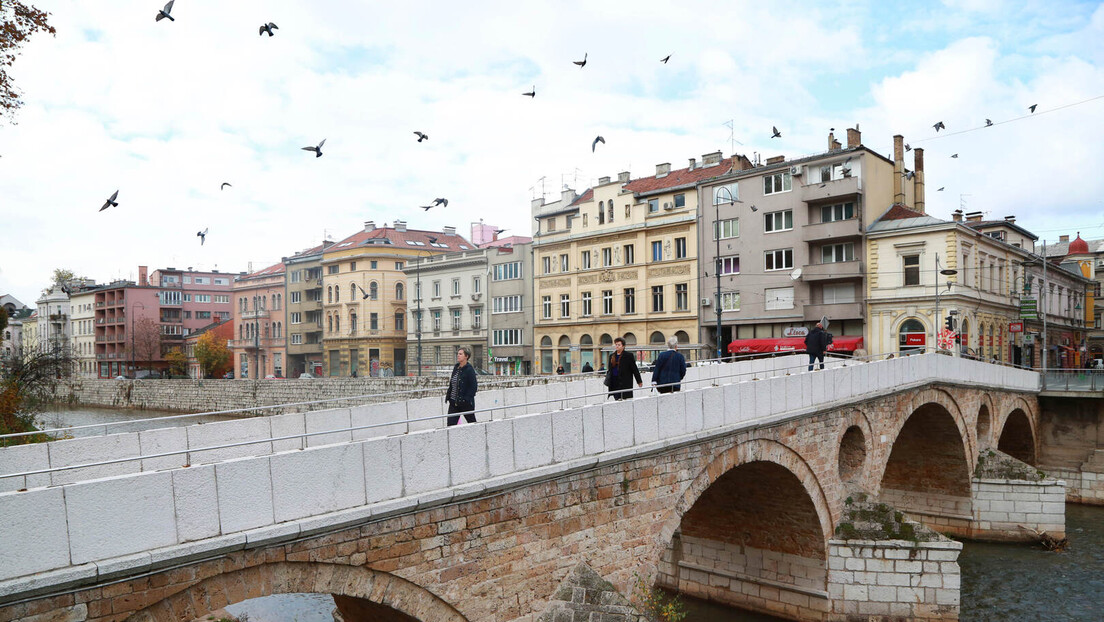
[932,254,957,354]
[1020,242,1048,372]
[713,186,741,360]
[415,239,437,377]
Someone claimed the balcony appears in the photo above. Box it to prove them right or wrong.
[804,301,864,321]
[800,174,860,203]
[241,309,269,319]
[49,313,67,322]
[801,260,863,282]
[803,218,862,243]
[228,338,285,349]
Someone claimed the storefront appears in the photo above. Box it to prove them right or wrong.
[491,355,528,375]
[727,336,864,356]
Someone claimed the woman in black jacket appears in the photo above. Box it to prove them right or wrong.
[605,337,643,400]
[445,346,478,425]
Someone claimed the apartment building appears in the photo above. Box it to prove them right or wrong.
[485,237,534,375]
[323,220,472,377]
[92,282,161,378]
[35,284,72,356]
[284,242,331,377]
[402,247,489,375]
[698,127,898,356]
[183,319,234,379]
[147,267,234,340]
[1041,233,1104,363]
[70,287,98,378]
[231,263,287,379]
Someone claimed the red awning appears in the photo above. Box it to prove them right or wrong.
[727,336,863,355]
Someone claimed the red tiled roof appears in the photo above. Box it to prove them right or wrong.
[328,226,474,253]
[240,262,285,280]
[623,156,750,195]
[881,204,926,220]
[568,188,593,207]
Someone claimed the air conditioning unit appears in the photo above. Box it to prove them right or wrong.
[790,165,803,176]
[663,202,674,211]
[700,298,712,306]
[471,293,482,301]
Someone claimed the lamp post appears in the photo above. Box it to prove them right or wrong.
[128,300,145,379]
[932,254,958,354]
[713,186,741,359]
[1020,240,1048,372]
[415,239,437,377]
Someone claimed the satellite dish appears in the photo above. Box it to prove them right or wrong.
[821,315,830,330]
[789,268,803,281]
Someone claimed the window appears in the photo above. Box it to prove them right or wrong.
[648,198,659,213]
[763,171,792,195]
[623,244,635,265]
[350,312,357,333]
[350,262,357,271]
[676,284,688,311]
[493,295,522,314]
[367,312,376,330]
[291,334,303,345]
[432,281,441,298]
[675,237,687,259]
[543,256,552,274]
[395,311,404,331]
[290,291,301,304]
[214,277,228,286]
[547,218,556,232]
[674,193,686,208]
[583,213,588,227]
[582,292,592,316]
[823,283,856,304]
[609,202,615,222]
[765,286,795,310]
[903,255,920,286]
[652,286,664,312]
[560,254,569,272]
[602,290,613,315]
[451,278,460,296]
[652,241,663,262]
[765,249,794,271]
[542,296,552,319]
[335,286,340,302]
[369,282,378,300]
[183,294,192,302]
[713,182,739,205]
[560,294,570,318]
[719,256,740,275]
[821,202,855,222]
[472,308,482,329]
[350,284,357,300]
[493,329,523,346]
[493,262,521,280]
[370,261,378,269]
[598,201,605,225]
[721,292,740,311]
[396,283,404,300]
[328,265,339,274]
[432,310,442,331]
[624,288,636,314]
[822,243,854,263]
[414,282,422,300]
[765,210,793,232]
[160,290,182,306]
[602,248,613,267]
[291,312,302,324]
[395,261,404,270]
[714,218,739,240]
[581,251,591,270]
[472,276,481,294]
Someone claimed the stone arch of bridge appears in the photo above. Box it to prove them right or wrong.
[125,562,468,622]
[836,408,876,490]
[975,391,997,450]
[997,407,1038,465]
[895,386,974,468]
[994,395,1039,459]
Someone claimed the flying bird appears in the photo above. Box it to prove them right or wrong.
[574,53,587,68]
[985,119,993,127]
[427,236,439,245]
[771,126,781,138]
[1029,104,1037,113]
[904,171,915,180]
[414,131,428,142]
[951,153,959,158]
[421,198,448,211]
[937,187,945,192]
[522,86,535,98]
[220,182,232,190]
[933,121,945,132]
[301,138,326,158]
[197,228,208,245]
[259,22,278,37]
[660,55,671,64]
[905,143,911,151]
[155,1,175,22]
[100,190,119,212]
[356,283,371,300]
[494,228,509,235]
[592,135,605,152]
[749,205,758,212]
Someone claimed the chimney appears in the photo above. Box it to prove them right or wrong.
[766,155,786,165]
[138,266,148,287]
[952,209,963,222]
[688,158,696,171]
[442,226,456,236]
[618,171,630,183]
[965,211,983,223]
[828,131,836,151]
[598,176,611,185]
[560,188,577,204]
[1059,234,1070,243]
[364,220,375,232]
[846,124,861,148]
[913,147,925,214]
[394,219,407,232]
[1004,215,1016,224]
[892,135,905,206]
[656,163,671,178]
[702,151,723,166]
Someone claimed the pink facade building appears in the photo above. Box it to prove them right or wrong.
[230,263,288,379]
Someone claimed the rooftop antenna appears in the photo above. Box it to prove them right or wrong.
[959,194,972,210]
[723,120,744,154]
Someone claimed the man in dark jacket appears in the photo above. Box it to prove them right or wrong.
[651,337,687,393]
[445,346,478,425]
[805,323,830,371]
[606,337,643,400]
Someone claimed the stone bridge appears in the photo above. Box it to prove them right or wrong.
[0,354,1087,622]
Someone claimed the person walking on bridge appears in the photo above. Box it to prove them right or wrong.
[605,337,643,400]
[445,346,478,425]
[651,336,687,393]
[805,322,830,371]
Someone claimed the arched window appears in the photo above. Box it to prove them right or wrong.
[898,318,926,354]
[335,285,340,302]
[239,324,243,339]
[335,316,340,332]
[262,296,267,310]
[264,323,269,338]
[675,330,690,344]
[650,331,665,344]
[395,311,404,331]
[396,282,404,300]
[598,201,606,224]
[327,286,333,304]
[350,283,357,300]
[328,315,333,332]
[370,282,378,300]
[622,332,637,345]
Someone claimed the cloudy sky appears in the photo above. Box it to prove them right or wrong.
[2,0,1103,305]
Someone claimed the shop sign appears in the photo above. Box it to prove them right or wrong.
[1023,334,1036,345]
[492,356,512,363]
[904,333,926,346]
[783,326,808,337]
[1009,321,1024,333]
[1020,297,1037,319]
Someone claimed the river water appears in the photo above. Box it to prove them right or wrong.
[31,405,241,438]
[215,504,1103,621]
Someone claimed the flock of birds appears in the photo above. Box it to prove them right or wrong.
[94,3,1050,253]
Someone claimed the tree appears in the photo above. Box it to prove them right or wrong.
[0,306,8,333]
[51,268,75,288]
[1,346,71,445]
[194,331,231,379]
[1,2,55,124]
[129,317,163,376]
[164,347,187,377]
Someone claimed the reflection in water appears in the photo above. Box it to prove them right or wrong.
[225,593,336,621]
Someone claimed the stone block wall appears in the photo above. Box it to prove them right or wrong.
[970,478,1067,540]
[878,488,973,536]
[827,538,962,620]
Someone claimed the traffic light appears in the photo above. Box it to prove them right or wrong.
[945,316,954,331]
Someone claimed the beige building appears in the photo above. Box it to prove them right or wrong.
[231,263,287,379]
[70,288,97,378]
[322,220,472,377]
[402,247,489,375]
[284,242,330,377]
[531,154,744,372]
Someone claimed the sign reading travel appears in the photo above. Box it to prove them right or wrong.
[1020,297,1038,320]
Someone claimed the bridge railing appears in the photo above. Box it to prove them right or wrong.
[0,353,1039,590]
[1040,369,1104,392]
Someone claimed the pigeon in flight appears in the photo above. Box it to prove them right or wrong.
[259,22,278,37]
[155,1,175,22]
[356,283,371,300]
[421,198,448,211]
[985,119,993,127]
[905,143,911,151]
[522,86,535,98]
[904,170,915,180]
[1029,104,1038,113]
[197,228,208,245]
[592,135,605,152]
[100,190,119,212]
[951,153,959,158]
[414,131,428,142]
[933,121,945,132]
[574,53,587,68]
[660,55,671,64]
[749,205,758,212]
[427,236,439,246]
[494,228,508,235]
[937,187,945,192]
[302,138,326,158]
[220,182,232,190]
[771,126,781,138]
